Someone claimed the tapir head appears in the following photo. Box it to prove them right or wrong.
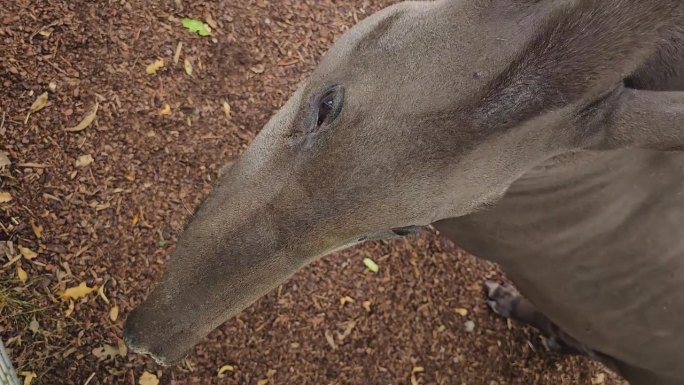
[124,0,682,364]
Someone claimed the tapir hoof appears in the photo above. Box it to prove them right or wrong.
[484,281,520,319]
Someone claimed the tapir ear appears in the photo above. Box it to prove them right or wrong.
[474,1,681,131]
[589,88,684,151]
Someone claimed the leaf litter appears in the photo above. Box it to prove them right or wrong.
[65,101,98,132]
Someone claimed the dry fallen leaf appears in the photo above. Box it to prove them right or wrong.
[0,151,11,167]
[184,58,193,76]
[98,280,110,303]
[174,41,183,65]
[454,308,469,317]
[19,245,37,260]
[217,364,234,376]
[362,300,372,312]
[205,13,218,30]
[464,320,476,332]
[19,371,37,385]
[30,219,43,238]
[336,320,356,342]
[0,191,12,203]
[222,101,231,119]
[110,305,119,321]
[118,338,128,357]
[324,329,337,350]
[59,282,97,300]
[592,373,606,385]
[146,58,165,75]
[139,371,159,385]
[412,366,425,373]
[92,344,121,361]
[64,299,75,317]
[250,64,265,74]
[17,264,27,283]
[65,102,98,132]
[29,317,39,333]
[339,295,354,306]
[159,104,172,116]
[74,154,94,168]
[29,92,48,113]
[256,370,276,385]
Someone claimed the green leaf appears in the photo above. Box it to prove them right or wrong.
[158,239,168,248]
[181,18,211,36]
[363,258,379,273]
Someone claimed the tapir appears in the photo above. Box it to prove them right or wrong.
[124,0,684,383]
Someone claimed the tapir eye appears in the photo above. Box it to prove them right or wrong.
[315,85,344,127]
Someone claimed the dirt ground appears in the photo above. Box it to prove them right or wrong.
[0,1,628,384]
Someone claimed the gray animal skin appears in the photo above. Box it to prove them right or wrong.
[123,0,684,383]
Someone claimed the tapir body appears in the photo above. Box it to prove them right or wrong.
[124,1,684,384]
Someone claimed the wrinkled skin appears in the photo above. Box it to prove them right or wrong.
[124,0,684,382]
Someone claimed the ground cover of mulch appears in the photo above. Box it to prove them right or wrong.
[0,0,626,384]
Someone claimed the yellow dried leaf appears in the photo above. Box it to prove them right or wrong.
[30,219,43,238]
[592,373,606,385]
[74,154,94,168]
[454,308,469,317]
[19,371,37,385]
[118,338,128,357]
[146,58,164,75]
[59,282,96,301]
[257,380,269,385]
[184,58,193,76]
[65,102,98,132]
[17,264,27,283]
[139,371,159,385]
[362,300,372,312]
[132,211,140,226]
[29,317,39,333]
[222,101,231,119]
[173,41,183,65]
[159,104,171,116]
[324,329,337,350]
[92,344,121,361]
[110,305,119,321]
[29,92,48,113]
[0,191,12,203]
[412,366,425,373]
[98,280,109,303]
[411,374,419,385]
[64,299,75,317]
[19,245,37,260]
[339,296,354,305]
[217,364,234,376]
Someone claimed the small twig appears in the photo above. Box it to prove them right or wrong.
[83,372,96,385]
[0,111,5,134]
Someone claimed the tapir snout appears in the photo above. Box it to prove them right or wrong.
[125,1,684,382]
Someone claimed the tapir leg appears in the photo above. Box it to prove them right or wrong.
[484,282,619,366]
[485,281,684,384]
